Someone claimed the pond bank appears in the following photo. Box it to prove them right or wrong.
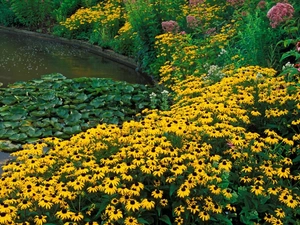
[0,26,155,85]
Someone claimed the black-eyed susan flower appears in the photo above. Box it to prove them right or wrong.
[55,209,74,220]
[151,189,163,199]
[85,222,99,225]
[174,205,185,216]
[141,199,155,210]
[0,212,12,224]
[208,185,221,195]
[222,188,232,199]
[250,185,264,196]
[226,204,236,212]
[241,165,252,173]
[125,199,140,212]
[34,215,47,225]
[70,212,84,222]
[286,198,298,209]
[274,208,285,218]
[198,211,210,221]
[124,216,139,225]
[277,168,290,178]
[18,199,33,210]
[177,185,190,198]
[160,199,168,207]
[174,217,184,225]
[218,159,232,172]
[264,213,275,223]
[109,209,123,221]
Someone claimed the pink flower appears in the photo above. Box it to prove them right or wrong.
[186,15,200,29]
[226,0,245,6]
[161,20,180,33]
[189,0,204,6]
[257,1,266,9]
[296,42,300,52]
[267,2,294,28]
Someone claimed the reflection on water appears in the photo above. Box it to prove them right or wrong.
[0,30,148,87]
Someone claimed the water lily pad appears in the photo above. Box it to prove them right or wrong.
[56,107,69,118]
[65,110,82,126]
[30,111,48,117]
[41,73,66,81]
[63,125,81,135]
[10,133,28,142]
[0,140,21,152]
[26,127,43,138]
[90,97,106,108]
[40,91,56,101]
[1,96,18,105]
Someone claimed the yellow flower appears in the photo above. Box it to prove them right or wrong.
[70,212,84,222]
[160,199,168,207]
[174,205,185,216]
[141,199,155,210]
[55,209,74,220]
[198,211,210,221]
[177,185,190,198]
[124,216,139,225]
[151,189,163,199]
[218,160,232,172]
[208,185,221,195]
[277,167,290,178]
[34,215,47,225]
[109,209,123,221]
[125,199,140,212]
[250,185,264,196]
[274,208,285,218]
[241,165,252,173]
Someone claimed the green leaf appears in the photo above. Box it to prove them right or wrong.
[293,155,300,163]
[2,96,18,105]
[169,183,177,197]
[56,108,69,118]
[124,85,134,93]
[10,133,28,142]
[159,215,172,225]
[280,50,297,62]
[65,110,82,126]
[41,73,66,81]
[90,97,106,108]
[40,91,56,101]
[30,111,48,117]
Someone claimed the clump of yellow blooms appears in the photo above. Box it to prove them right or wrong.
[61,0,124,31]
[0,65,299,224]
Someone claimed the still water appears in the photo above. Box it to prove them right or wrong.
[0,29,148,87]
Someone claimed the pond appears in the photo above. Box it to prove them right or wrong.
[0,28,150,171]
[0,28,149,87]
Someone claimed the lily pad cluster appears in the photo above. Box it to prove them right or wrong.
[0,73,171,152]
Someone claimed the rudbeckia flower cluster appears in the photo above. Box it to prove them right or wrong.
[0,65,299,224]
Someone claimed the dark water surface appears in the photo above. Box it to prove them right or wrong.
[0,30,148,87]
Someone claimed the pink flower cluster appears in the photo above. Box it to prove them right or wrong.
[267,2,294,28]
[189,0,204,6]
[161,20,179,33]
[256,1,266,9]
[186,15,200,29]
[226,0,245,6]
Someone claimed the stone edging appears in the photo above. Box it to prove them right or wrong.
[0,26,139,72]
